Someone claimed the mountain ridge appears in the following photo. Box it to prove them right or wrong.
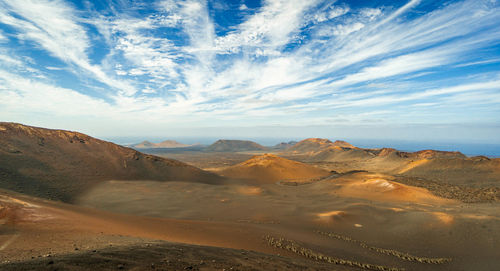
[205,139,268,152]
[131,140,193,149]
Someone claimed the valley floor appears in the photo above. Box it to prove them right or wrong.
[2,171,500,270]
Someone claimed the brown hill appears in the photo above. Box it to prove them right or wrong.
[0,122,225,202]
[310,146,374,162]
[298,144,499,187]
[332,140,356,148]
[271,141,298,150]
[214,154,330,183]
[287,138,355,153]
[308,147,466,164]
[395,157,500,187]
[205,139,268,152]
[399,149,466,159]
[364,148,466,160]
[287,138,332,153]
[372,148,398,157]
[131,140,191,149]
[132,140,155,148]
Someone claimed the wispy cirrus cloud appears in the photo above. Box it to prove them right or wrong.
[0,29,7,42]
[0,0,137,95]
[214,0,319,55]
[0,0,499,140]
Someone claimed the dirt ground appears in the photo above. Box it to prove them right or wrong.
[1,240,356,271]
[1,129,499,270]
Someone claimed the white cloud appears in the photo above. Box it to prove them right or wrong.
[90,13,184,88]
[0,0,137,95]
[326,49,451,89]
[141,87,157,94]
[0,69,114,117]
[0,30,7,42]
[179,0,215,60]
[454,58,500,67]
[0,0,88,62]
[331,22,365,36]
[360,8,381,20]
[0,68,198,124]
[215,0,319,55]
[0,54,23,67]
[0,0,499,133]
[303,80,500,110]
[328,6,350,19]
[45,66,64,71]
[178,0,499,120]
[312,6,349,23]
[373,0,420,29]
[302,0,500,81]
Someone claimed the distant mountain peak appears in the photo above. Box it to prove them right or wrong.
[205,139,267,152]
[332,140,355,148]
[288,138,355,153]
[272,141,298,150]
[131,139,190,149]
[302,138,333,144]
[401,149,466,159]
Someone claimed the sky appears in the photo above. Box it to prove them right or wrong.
[0,0,499,143]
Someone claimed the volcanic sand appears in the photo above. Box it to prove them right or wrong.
[212,153,331,183]
[1,128,500,270]
[72,171,500,270]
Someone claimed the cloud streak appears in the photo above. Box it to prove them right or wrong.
[0,0,499,138]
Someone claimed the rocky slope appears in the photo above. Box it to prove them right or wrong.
[0,123,225,202]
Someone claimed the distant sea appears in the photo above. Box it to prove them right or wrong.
[104,136,500,158]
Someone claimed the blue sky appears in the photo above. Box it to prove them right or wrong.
[0,0,499,143]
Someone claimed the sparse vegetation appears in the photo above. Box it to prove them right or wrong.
[394,176,500,203]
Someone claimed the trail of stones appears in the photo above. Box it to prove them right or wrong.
[264,235,404,271]
[315,230,451,264]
